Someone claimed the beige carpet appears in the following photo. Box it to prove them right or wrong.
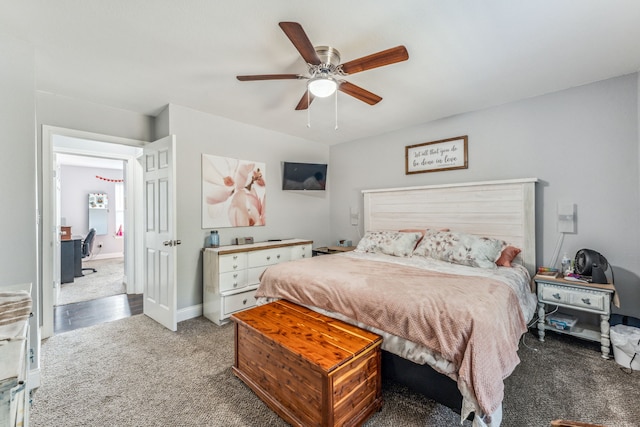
[57,257,125,306]
[30,315,640,427]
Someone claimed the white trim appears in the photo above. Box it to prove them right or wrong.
[41,125,145,339]
[88,252,124,260]
[177,304,203,323]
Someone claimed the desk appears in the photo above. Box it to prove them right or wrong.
[61,239,82,283]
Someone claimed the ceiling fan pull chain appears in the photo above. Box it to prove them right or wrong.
[307,91,311,128]
[334,89,338,130]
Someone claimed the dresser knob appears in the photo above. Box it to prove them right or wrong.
[233,265,238,269]
[302,254,306,258]
[553,293,561,300]
[233,273,238,278]
[582,298,592,305]
[266,256,271,260]
[277,254,280,259]
[233,283,237,288]
[233,255,238,260]
[242,299,247,305]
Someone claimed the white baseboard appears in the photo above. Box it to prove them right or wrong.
[177,303,202,323]
[28,368,41,391]
[90,252,124,260]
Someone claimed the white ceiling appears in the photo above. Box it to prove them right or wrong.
[3,1,640,145]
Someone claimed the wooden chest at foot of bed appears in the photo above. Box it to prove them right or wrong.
[231,300,383,427]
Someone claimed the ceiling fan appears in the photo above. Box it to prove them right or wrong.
[236,22,409,110]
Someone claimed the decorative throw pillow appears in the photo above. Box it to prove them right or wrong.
[355,231,423,257]
[399,228,451,251]
[496,245,521,267]
[413,230,504,269]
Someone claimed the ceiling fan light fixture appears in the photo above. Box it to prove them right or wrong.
[308,76,338,97]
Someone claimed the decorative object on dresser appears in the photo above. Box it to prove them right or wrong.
[202,239,312,325]
[534,274,619,358]
[231,300,382,427]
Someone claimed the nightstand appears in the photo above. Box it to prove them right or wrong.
[313,246,357,256]
[534,274,616,359]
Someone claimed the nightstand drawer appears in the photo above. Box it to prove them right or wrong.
[571,292,605,311]
[539,284,571,304]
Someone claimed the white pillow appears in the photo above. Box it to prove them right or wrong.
[413,230,504,268]
[355,231,423,257]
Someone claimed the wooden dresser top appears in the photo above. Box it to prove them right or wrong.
[232,300,381,372]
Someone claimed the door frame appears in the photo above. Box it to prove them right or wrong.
[41,125,145,338]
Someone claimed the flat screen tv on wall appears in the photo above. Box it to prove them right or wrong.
[282,162,328,191]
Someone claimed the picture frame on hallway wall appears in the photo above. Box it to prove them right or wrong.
[201,154,266,228]
[405,135,468,174]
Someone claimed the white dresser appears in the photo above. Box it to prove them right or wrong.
[203,239,313,325]
[0,283,32,427]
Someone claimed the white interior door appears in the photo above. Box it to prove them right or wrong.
[142,135,178,331]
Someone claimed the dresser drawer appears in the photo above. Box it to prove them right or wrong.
[290,244,312,260]
[247,266,267,286]
[248,248,290,268]
[223,289,257,315]
[539,284,571,304]
[219,270,249,293]
[219,252,247,273]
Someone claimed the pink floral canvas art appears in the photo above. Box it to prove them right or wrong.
[202,154,266,228]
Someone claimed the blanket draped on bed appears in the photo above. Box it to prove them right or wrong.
[256,255,528,417]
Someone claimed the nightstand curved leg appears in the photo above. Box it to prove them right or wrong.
[600,313,610,359]
[537,301,546,342]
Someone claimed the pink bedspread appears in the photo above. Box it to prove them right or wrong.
[256,255,528,416]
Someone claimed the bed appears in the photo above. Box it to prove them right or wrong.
[255,178,539,426]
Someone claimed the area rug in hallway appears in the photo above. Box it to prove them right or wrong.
[57,257,125,305]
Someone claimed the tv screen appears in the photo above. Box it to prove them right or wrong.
[282,162,328,191]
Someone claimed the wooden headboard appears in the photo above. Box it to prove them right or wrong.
[362,178,538,275]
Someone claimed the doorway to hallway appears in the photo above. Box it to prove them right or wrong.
[41,125,145,339]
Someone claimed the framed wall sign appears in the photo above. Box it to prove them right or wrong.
[405,135,468,174]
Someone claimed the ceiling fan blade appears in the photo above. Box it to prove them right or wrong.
[279,22,321,65]
[338,81,382,105]
[340,45,409,75]
[295,90,315,110]
[236,74,303,81]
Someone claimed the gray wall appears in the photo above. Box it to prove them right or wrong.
[163,104,331,310]
[0,34,37,368]
[330,73,640,318]
[59,165,124,257]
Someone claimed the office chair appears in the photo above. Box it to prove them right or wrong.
[81,228,97,274]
